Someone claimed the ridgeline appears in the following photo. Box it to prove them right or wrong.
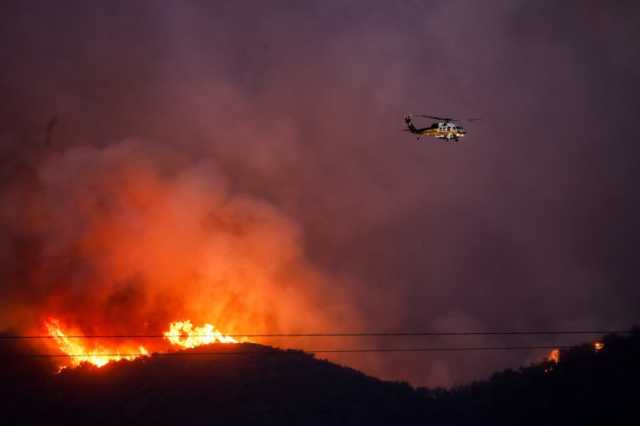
[1,329,638,425]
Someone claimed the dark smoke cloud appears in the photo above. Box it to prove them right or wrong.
[1,0,639,386]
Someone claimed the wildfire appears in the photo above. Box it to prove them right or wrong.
[164,320,238,348]
[594,341,604,352]
[543,348,560,373]
[45,318,239,370]
[46,320,149,369]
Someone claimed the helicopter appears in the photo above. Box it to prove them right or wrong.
[404,114,478,143]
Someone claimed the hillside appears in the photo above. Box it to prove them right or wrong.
[435,329,640,425]
[0,342,429,426]
[1,330,639,425]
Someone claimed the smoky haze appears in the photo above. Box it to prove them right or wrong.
[1,0,639,386]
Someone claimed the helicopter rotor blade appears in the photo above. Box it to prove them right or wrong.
[415,114,453,121]
[413,114,480,123]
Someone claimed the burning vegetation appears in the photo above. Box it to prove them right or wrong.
[46,319,149,369]
[46,318,240,370]
[544,340,607,374]
[0,139,356,374]
[164,320,239,348]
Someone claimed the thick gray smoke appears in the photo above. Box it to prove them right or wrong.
[1,0,639,386]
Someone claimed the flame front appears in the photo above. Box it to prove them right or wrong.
[46,319,149,369]
[45,318,239,370]
[594,341,604,352]
[164,320,238,348]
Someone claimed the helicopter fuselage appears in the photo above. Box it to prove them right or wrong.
[408,120,466,141]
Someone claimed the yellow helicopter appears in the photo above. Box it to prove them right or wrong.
[404,114,478,143]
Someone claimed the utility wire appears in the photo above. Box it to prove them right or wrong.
[10,345,574,358]
[0,330,630,340]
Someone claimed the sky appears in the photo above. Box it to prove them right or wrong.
[1,0,639,387]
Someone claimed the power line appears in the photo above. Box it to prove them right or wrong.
[8,345,577,358]
[0,329,630,340]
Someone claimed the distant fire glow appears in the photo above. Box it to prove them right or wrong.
[543,348,560,374]
[46,318,238,370]
[594,341,604,352]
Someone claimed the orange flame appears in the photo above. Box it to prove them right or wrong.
[45,318,239,370]
[594,341,604,352]
[46,319,149,369]
[543,348,560,373]
[163,320,238,348]
[547,348,560,364]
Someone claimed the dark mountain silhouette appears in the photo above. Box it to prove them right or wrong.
[1,329,638,425]
[431,329,640,426]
